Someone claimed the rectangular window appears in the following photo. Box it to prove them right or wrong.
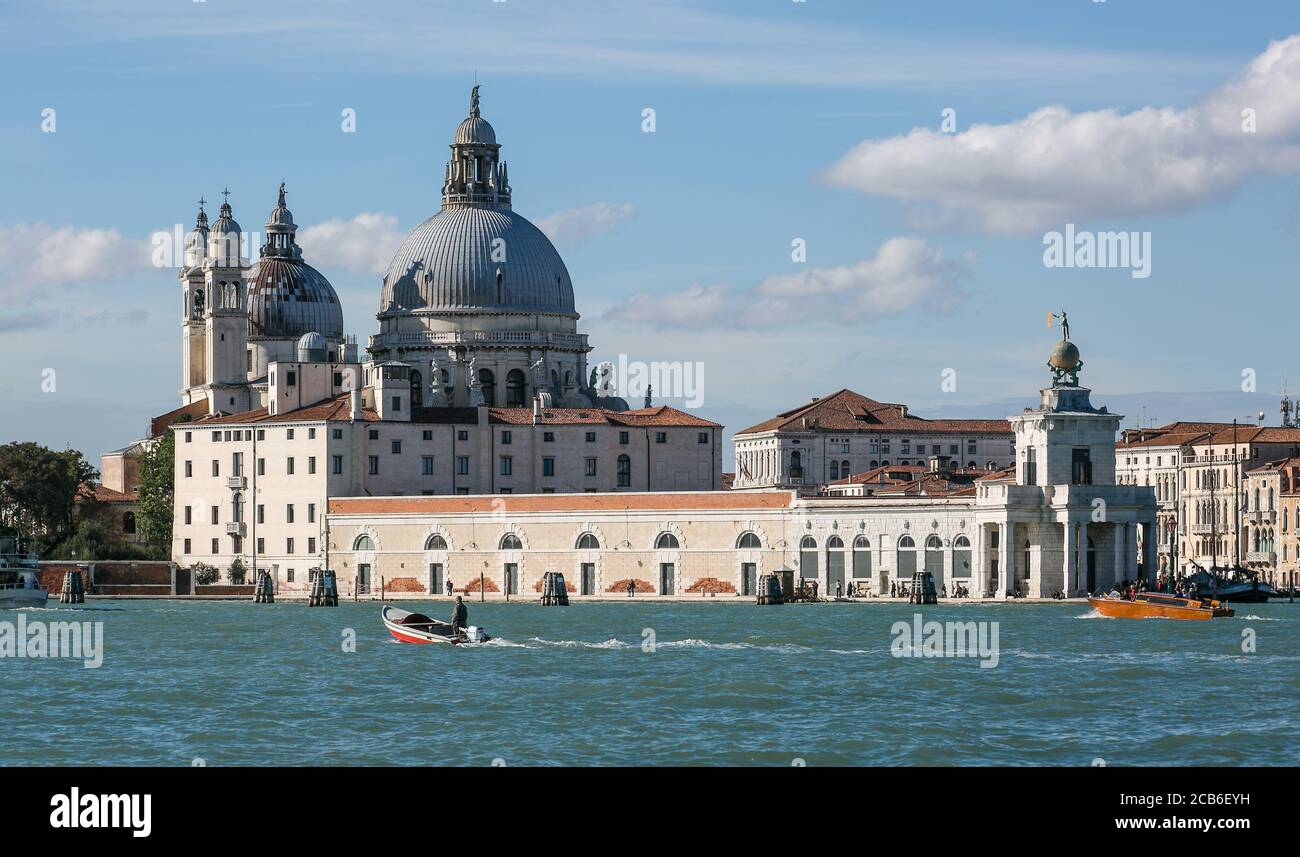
[211,538,219,554]
[211,460,220,477]
[307,503,316,523]
[257,538,264,555]
[183,539,191,554]
[422,456,434,476]
[184,431,192,444]
[333,372,343,387]
[391,395,401,412]
[585,457,597,477]
[544,432,555,443]
[331,455,343,475]
[1025,447,1037,484]
[257,505,264,525]
[500,456,513,476]
[287,428,295,440]
[308,428,316,440]
[286,538,295,555]
[332,428,343,440]
[967,439,977,454]
[286,372,296,389]
[585,431,597,443]
[257,429,266,441]
[184,506,192,525]
[456,487,469,495]
[287,568,296,584]
[286,457,295,475]
[698,432,709,444]
[369,429,379,440]
[212,431,221,442]
[307,536,317,554]
[1071,448,1092,485]
[185,460,193,478]
[542,457,555,477]
[368,456,379,475]
[210,506,219,525]
[619,431,629,445]
[655,432,667,444]
[308,456,317,474]
[501,430,512,445]
[422,430,433,441]
[257,458,265,476]
[456,456,470,475]
[286,504,295,524]
[458,430,469,441]
[391,440,402,455]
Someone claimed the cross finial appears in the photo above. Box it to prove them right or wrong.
[221,187,231,204]
[197,196,206,211]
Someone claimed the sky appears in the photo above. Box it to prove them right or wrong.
[2,0,1300,466]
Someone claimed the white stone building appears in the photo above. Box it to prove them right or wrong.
[320,330,1157,602]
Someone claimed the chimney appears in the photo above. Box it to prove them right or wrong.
[532,395,541,426]
[349,388,362,422]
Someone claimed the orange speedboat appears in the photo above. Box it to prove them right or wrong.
[1087,592,1234,620]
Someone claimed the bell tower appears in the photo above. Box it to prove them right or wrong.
[180,199,209,403]
[202,190,252,413]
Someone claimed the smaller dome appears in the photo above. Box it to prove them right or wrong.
[455,115,496,145]
[297,331,327,362]
[1049,339,1081,370]
[267,205,294,228]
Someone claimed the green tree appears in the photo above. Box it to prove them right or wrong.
[0,442,97,551]
[136,415,190,558]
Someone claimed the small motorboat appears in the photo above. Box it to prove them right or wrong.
[381,605,490,645]
[1087,591,1234,620]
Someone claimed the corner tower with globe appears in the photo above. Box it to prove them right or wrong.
[368,87,622,410]
[975,317,1157,598]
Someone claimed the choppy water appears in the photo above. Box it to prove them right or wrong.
[3,599,1298,766]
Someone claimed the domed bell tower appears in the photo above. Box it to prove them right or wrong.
[180,199,210,403]
[202,191,252,413]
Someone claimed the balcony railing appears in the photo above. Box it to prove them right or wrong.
[226,476,246,490]
[225,522,246,537]
[1245,551,1276,565]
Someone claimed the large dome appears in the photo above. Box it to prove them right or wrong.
[378,207,575,316]
[247,257,344,338]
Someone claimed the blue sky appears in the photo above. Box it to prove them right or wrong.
[2,0,1300,464]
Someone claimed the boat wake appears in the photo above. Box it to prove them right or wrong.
[1075,609,1109,619]
[472,636,877,655]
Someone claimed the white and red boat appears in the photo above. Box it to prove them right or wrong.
[381,605,490,645]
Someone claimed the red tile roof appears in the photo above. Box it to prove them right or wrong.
[330,491,794,516]
[149,399,210,437]
[189,395,720,429]
[93,484,138,503]
[736,389,1010,436]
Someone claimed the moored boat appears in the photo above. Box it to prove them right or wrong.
[0,538,48,610]
[1088,591,1234,620]
[381,604,490,645]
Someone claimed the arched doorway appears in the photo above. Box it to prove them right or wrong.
[799,536,817,582]
[952,535,972,581]
[478,368,496,406]
[852,535,872,589]
[897,535,917,582]
[924,534,943,585]
[410,369,423,408]
[826,535,845,594]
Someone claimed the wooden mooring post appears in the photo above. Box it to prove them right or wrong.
[308,570,339,606]
[59,569,85,604]
[909,571,938,605]
[253,570,275,603]
[756,573,784,605]
[540,571,569,606]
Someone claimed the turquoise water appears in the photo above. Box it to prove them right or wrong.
[3,599,1298,766]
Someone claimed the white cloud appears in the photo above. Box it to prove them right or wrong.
[298,212,404,275]
[826,35,1300,234]
[604,237,964,330]
[0,223,152,309]
[536,203,636,248]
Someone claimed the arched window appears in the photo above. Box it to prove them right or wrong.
[967,461,976,469]
[122,511,136,535]
[409,369,423,408]
[500,533,522,550]
[617,454,631,487]
[829,461,840,480]
[953,535,972,578]
[505,368,527,407]
[896,534,916,578]
[576,533,600,550]
[424,534,447,551]
[736,532,762,549]
[827,535,844,549]
[852,535,872,579]
[841,459,850,476]
[790,450,803,478]
[925,534,943,575]
[655,533,680,550]
[925,534,942,549]
[799,535,818,580]
[898,535,915,549]
[353,535,375,552]
[870,460,879,468]
[478,368,496,406]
